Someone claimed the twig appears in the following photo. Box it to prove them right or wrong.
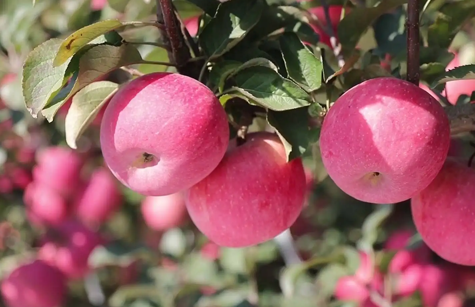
[125,41,168,49]
[120,67,145,77]
[446,103,475,135]
[141,60,177,66]
[273,229,303,266]
[406,0,420,85]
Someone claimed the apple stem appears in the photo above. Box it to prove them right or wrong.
[406,0,420,85]
[84,273,106,306]
[273,229,303,266]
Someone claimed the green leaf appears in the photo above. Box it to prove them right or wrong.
[432,64,475,85]
[108,0,130,12]
[230,66,311,111]
[219,248,248,275]
[209,60,242,92]
[22,38,72,118]
[357,204,394,251]
[53,20,141,67]
[338,0,408,56]
[88,241,152,268]
[267,107,312,161]
[42,44,144,121]
[373,7,406,56]
[279,33,322,92]
[199,0,265,58]
[65,81,118,149]
[138,47,170,74]
[185,0,219,16]
[428,1,475,49]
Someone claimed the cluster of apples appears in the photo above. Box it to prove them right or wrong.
[335,229,475,307]
[99,72,308,248]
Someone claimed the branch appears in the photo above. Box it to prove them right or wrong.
[319,0,345,68]
[406,0,420,85]
[447,104,475,135]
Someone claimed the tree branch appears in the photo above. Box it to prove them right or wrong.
[406,0,420,85]
[319,0,345,68]
[447,104,475,135]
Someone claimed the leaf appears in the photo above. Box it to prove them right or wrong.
[65,81,118,149]
[186,0,219,16]
[433,64,475,85]
[108,0,130,12]
[42,44,144,121]
[230,66,310,111]
[199,0,264,58]
[267,107,312,161]
[88,241,152,268]
[22,38,72,117]
[53,20,141,67]
[428,1,475,49]
[279,33,322,92]
[138,47,170,74]
[219,248,247,275]
[338,0,408,56]
[373,7,406,56]
[357,204,394,251]
[209,60,242,92]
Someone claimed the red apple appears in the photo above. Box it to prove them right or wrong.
[0,175,13,194]
[100,72,229,196]
[393,263,423,297]
[308,6,349,49]
[444,53,475,105]
[319,77,450,204]
[384,229,431,273]
[200,241,221,260]
[185,132,306,247]
[335,276,369,302]
[412,158,475,265]
[140,192,187,231]
[38,221,104,279]
[23,183,69,226]
[437,292,464,307]
[75,167,123,224]
[33,146,84,198]
[420,265,451,307]
[184,16,199,37]
[90,0,107,10]
[419,83,440,101]
[1,260,66,307]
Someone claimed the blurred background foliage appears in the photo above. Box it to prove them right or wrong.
[1,0,475,307]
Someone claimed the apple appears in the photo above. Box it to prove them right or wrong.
[38,220,104,279]
[1,260,66,307]
[33,146,85,198]
[437,292,464,307]
[184,16,199,37]
[9,167,32,190]
[308,6,349,49]
[319,77,451,204]
[411,158,475,265]
[334,276,369,302]
[0,175,13,194]
[419,83,440,101]
[75,167,123,224]
[185,132,306,247]
[100,72,229,196]
[23,183,69,226]
[384,229,431,273]
[444,53,475,105]
[90,0,107,10]
[140,192,187,231]
[393,263,423,297]
[200,241,221,260]
[419,265,451,307]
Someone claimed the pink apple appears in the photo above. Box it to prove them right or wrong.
[184,16,199,37]
[200,241,221,260]
[23,183,69,226]
[9,167,32,190]
[90,0,107,10]
[0,175,13,193]
[1,260,66,307]
[412,158,475,265]
[437,292,464,307]
[140,192,187,231]
[33,146,84,198]
[75,167,123,224]
[420,265,451,307]
[319,77,450,204]
[384,230,431,273]
[335,276,369,302]
[38,220,104,279]
[100,72,229,196]
[308,6,349,48]
[444,53,475,105]
[420,83,439,101]
[185,132,306,247]
[393,263,423,297]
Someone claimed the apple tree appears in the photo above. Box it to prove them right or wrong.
[1,0,475,306]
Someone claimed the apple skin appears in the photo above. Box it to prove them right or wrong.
[75,167,123,224]
[100,72,229,196]
[23,183,69,226]
[1,260,66,307]
[334,276,369,302]
[33,146,84,199]
[38,221,104,280]
[319,77,450,204]
[411,158,475,266]
[185,132,306,248]
[140,192,187,231]
[436,292,464,307]
[419,265,451,307]
[444,53,475,105]
[184,16,199,37]
[308,6,349,48]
